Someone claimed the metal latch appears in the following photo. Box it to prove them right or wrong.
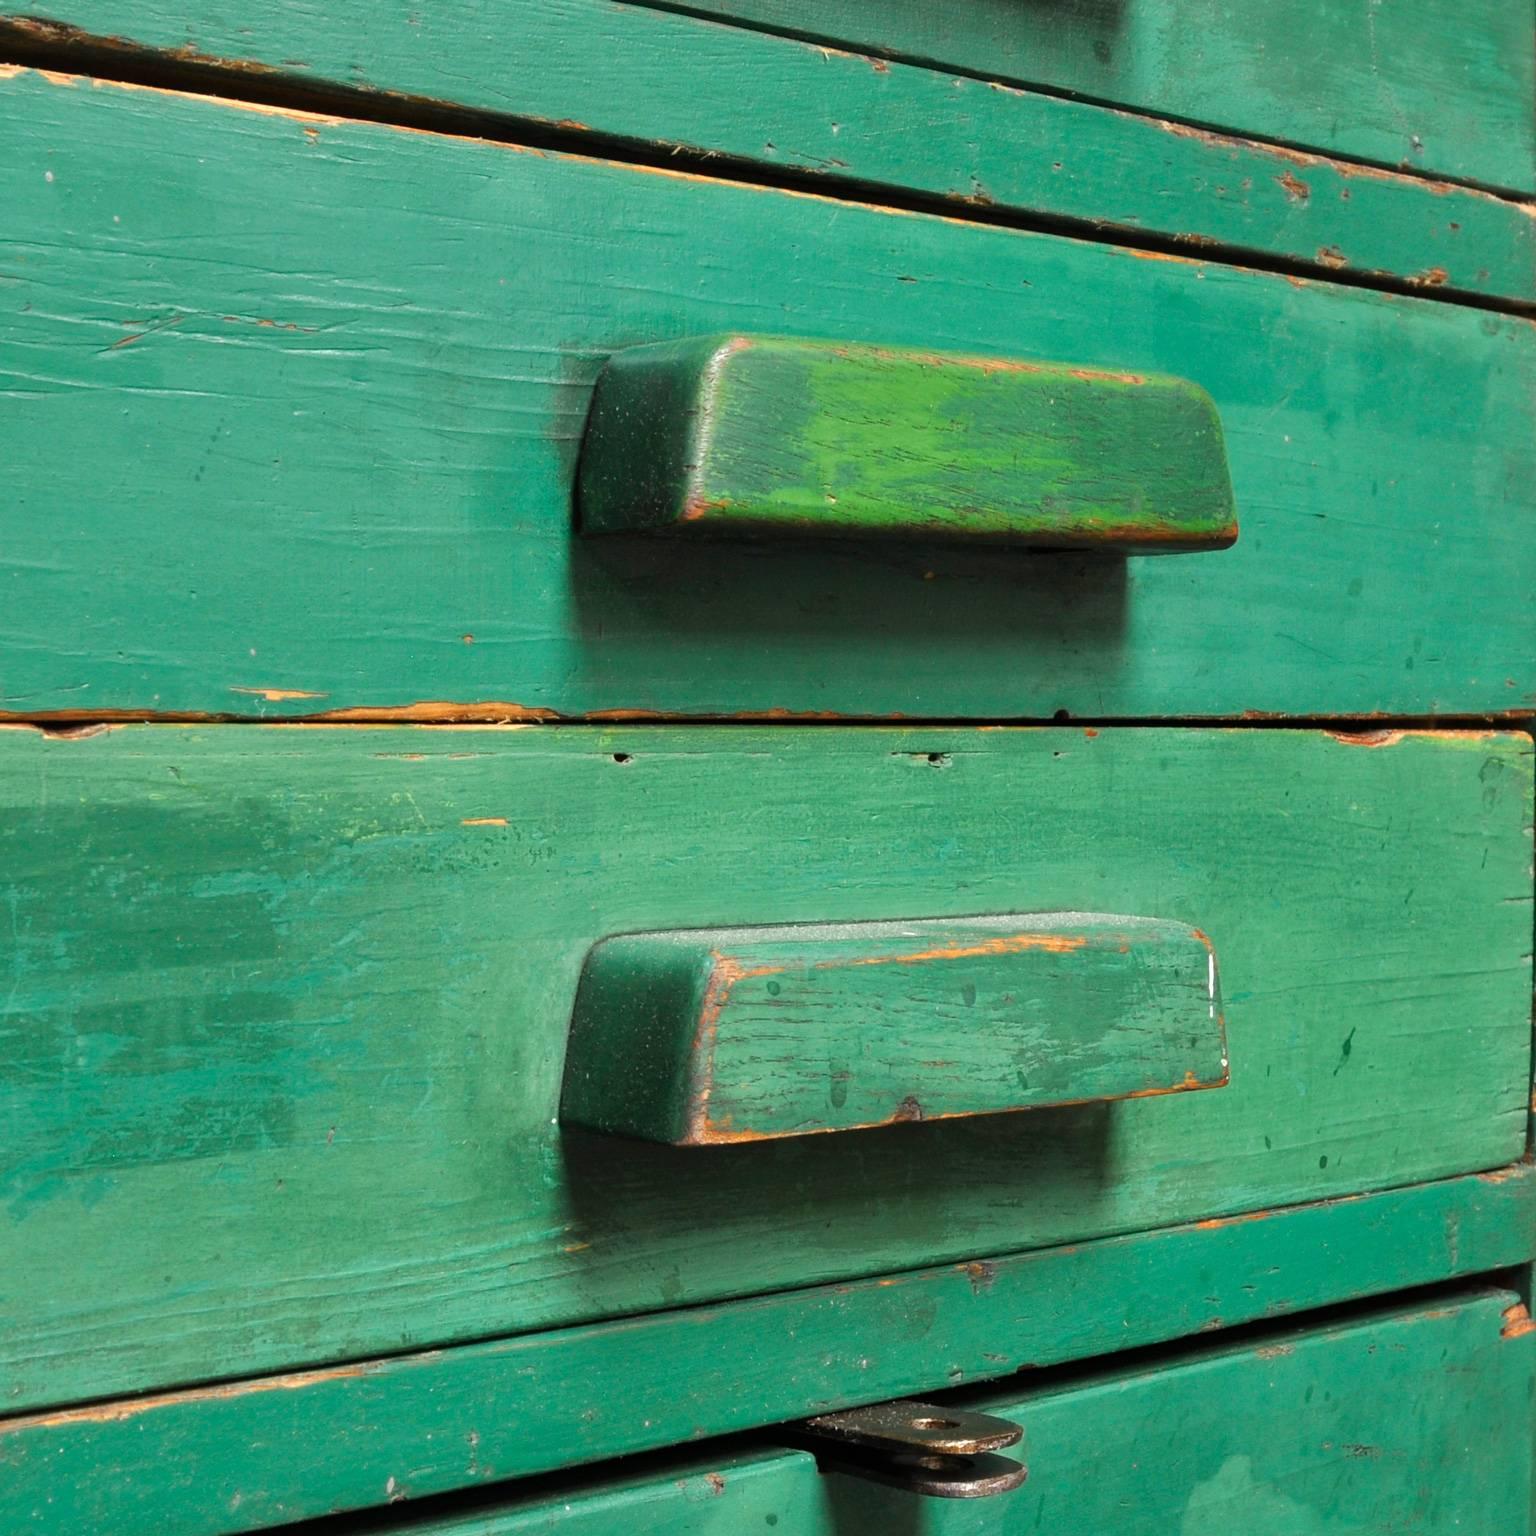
[786,1398,1027,1499]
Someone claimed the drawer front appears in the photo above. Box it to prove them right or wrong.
[651,0,1536,193]
[831,1289,1535,1533]
[3,1173,1531,1536]
[1,725,1528,1413]
[320,1450,824,1536]
[147,1290,1529,1535]
[4,69,1535,722]
[10,1,1528,194]
[8,4,1531,306]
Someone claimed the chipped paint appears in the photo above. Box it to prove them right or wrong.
[0,61,78,86]
[87,70,347,127]
[963,1260,999,1294]
[1325,729,1406,748]
[844,932,1090,965]
[0,1360,376,1436]
[1478,1164,1527,1184]
[680,496,733,522]
[681,954,743,1140]
[1128,247,1202,266]
[1157,113,1488,197]
[229,686,329,702]
[313,701,560,723]
[1325,727,1508,749]
[6,721,125,740]
[1500,1303,1536,1339]
[220,313,319,333]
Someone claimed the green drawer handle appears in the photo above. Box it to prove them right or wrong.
[577,334,1237,552]
[560,913,1228,1145]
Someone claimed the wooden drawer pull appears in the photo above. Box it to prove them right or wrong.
[576,334,1237,552]
[560,913,1228,1144]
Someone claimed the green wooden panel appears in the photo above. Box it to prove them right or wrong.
[207,1292,1536,1536]
[563,915,1227,1143]
[579,337,1237,551]
[3,3,1530,303]
[3,70,1535,720]
[0,725,1528,1416]
[1,1169,1531,1536]
[657,0,1536,193]
[828,1290,1536,1534]
[305,1450,825,1536]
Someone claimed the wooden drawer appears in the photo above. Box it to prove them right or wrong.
[191,1289,1532,1536]
[291,1449,826,1536]
[833,1289,1536,1533]
[7,4,1532,306]
[4,69,1536,722]
[1,725,1528,1415]
[639,0,1536,193]
[4,1170,1531,1535]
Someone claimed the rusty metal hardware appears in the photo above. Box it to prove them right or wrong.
[786,1398,1027,1499]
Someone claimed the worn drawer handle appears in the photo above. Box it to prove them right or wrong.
[576,334,1237,553]
[560,913,1227,1145]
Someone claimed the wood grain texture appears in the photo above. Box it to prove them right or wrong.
[562,915,1227,1143]
[0,725,1528,1415]
[831,1290,1536,1534]
[2,2,1530,303]
[1,1168,1530,1536]
[2,70,1535,720]
[655,0,1536,193]
[578,336,1238,550]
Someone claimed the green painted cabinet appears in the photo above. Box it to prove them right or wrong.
[0,4,1531,1532]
